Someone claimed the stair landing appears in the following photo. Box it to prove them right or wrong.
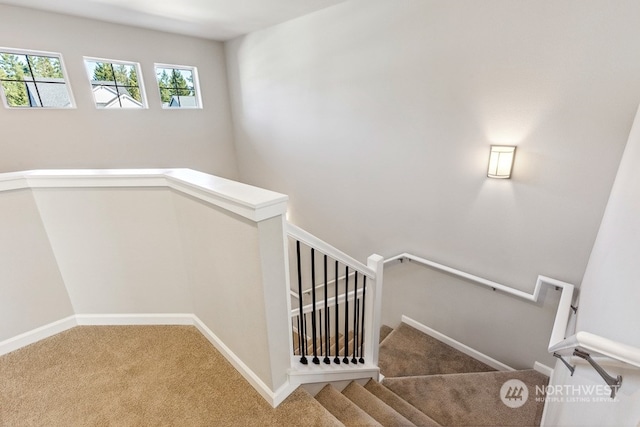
[378,322,495,377]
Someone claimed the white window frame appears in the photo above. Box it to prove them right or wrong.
[0,47,76,109]
[83,56,148,109]
[154,63,202,109]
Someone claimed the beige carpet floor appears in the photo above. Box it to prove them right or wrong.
[0,325,342,427]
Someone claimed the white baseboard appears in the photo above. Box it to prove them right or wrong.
[539,360,557,427]
[0,313,289,408]
[0,315,77,356]
[75,313,196,326]
[401,315,515,372]
[191,316,286,408]
[533,361,554,377]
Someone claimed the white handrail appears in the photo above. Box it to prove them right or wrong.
[385,253,574,300]
[385,253,575,352]
[550,332,640,369]
[387,252,640,371]
[287,223,375,278]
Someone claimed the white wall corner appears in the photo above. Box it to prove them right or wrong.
[534,361,554,377]
[0,315,77,356]
[192,316,284,407]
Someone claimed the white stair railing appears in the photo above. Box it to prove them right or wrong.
[286,223,384,373]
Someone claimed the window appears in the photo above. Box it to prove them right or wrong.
[84,58,146,109]
[0,49,74,108]
[155,64,201,108]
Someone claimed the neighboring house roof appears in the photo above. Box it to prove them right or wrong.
[25,79,72,108]
[169,95,197,107]
[91,80,132,96]
[103,93,143,109]
[91,84,142,108]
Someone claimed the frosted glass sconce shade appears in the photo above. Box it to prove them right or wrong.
[487,145,516,179]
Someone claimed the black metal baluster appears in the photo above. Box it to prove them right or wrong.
[310,249,319,364]
[354,299,360,363]
[323,255,331,364]
[334,260,340,364]
[319,309,323,357]
[304,313,309,357]
[326,310,331,363]
[343,266,349,364]
[352,272,359,364]
[296,241,307,364]
[359,277,367,363]
[297,314,303,355]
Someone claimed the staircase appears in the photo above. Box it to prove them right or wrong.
[310,322,549,426]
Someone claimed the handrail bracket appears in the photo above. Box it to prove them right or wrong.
[573,349,623,398]
[553,352,575,376]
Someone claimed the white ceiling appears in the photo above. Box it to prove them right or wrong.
[0,0,348,41]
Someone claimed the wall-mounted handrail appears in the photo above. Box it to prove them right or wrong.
[385,253,573,302]
[573,349,623,398]
[549,331,640,369]
[388,252,640,386]
[385,253,575,354]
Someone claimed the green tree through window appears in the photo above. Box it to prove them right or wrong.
[0,51,72,108]
[155,65,200,108]
[84,59,144,108]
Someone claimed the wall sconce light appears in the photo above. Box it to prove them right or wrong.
[487,145,516,179]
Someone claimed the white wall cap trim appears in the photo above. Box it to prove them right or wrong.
[0,169,288,222]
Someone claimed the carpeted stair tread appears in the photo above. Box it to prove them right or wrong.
[295,333,344,356]
[364,380,441,427]
[329,331,354,357]
[315,384,383,427]
[342,381,415,427]
[342,337,357,361]
[382,369,548,426]
[379,325,394,343]
[379,323,495,377]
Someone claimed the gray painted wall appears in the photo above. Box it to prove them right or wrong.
[0,189,73,340]
[544,105,640,426]
[0,5,238,178]
[225,0,640,367]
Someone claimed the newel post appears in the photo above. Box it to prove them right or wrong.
[364,254,384,368]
